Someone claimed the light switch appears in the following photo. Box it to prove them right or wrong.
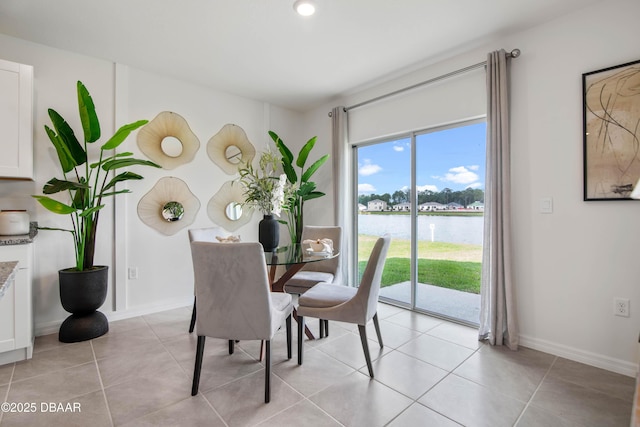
[539,197,553,214]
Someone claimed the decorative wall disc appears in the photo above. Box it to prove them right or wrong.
[137,177,200,236]
[207,124,256,174]
[207,181,252,231]
[137,111,200,169]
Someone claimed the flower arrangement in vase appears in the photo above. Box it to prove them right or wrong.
[238,150,286,250]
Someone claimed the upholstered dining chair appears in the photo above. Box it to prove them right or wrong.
[284,225,342,338]
[296,234,391,378]
[190,241,293,403]
[187,227,230,333]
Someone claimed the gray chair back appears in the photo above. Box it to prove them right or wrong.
[353,234,391,323]
[190,241,275,340]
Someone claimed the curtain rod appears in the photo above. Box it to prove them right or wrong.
[329,48,520,116]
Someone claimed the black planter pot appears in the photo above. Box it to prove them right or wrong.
[58,265,109,343]
[259,214,279,251]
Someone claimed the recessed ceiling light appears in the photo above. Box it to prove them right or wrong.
[293,0,316,16]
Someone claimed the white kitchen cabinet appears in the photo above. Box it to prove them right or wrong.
[0,59,33,179]
[0,244,33,365]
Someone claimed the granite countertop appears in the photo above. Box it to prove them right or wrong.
[0,261,18,299]
[0,222,38,246]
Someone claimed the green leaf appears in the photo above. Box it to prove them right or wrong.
[99,189,131,198]
[90,152,134,169]
[298,181,316,196]
[77,81,101,143]
[42,177,89,195]
[102,172,143,192]
[303,191,325,201]
[282,161,297,184]
[32,195,77,214]
[101,158,161,171]
[79,205,104,217]
[296,136,317,169]
[48,109,87,166]
[102,120,149,150]
[270,131,294,165]
[45,125,76,173]
[301,154,329,182]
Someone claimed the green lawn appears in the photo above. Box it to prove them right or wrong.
[358,235,482,294]
[358,258,481,294]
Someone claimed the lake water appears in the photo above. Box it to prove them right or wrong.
[358,214,484,245]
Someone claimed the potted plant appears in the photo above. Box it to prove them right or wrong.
[33,81,160,342]
[268,131,329,244]
[237,149,286,250]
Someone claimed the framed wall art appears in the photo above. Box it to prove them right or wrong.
[583,59,640,201]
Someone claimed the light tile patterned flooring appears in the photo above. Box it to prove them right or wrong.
[0,303,634,426]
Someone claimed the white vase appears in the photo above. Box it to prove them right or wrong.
[0,210,30,235]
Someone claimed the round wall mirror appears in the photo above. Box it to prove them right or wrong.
[162,201,185,222]
[225,145,242,164]
[225,202,242,221]
[160,136,184,158]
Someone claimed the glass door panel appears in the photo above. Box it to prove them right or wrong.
[356,137,411,306]
[415,123,485,325]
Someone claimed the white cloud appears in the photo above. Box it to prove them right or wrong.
[392,142,409,152]
[417,184,439,192]
[468,165,479,171]
[359,159,382,176]
[466,182,483,189]
[443,166,479,185]
[358,183,376,193]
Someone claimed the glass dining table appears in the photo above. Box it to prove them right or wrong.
[264,244,339,340]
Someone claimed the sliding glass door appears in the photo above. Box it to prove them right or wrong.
[355,121,485,325]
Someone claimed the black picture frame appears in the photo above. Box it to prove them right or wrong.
[583,59,640,201]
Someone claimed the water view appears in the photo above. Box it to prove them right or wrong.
[358,213,483,245]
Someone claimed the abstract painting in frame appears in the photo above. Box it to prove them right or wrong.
[583,59,640,201]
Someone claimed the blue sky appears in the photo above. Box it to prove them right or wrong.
[357,122,486,195]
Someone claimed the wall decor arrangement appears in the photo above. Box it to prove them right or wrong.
[207,180,252,231]
[137,111,200,170]
[207,123,256,174]
[583,59,640,200]
[137,177,200,235]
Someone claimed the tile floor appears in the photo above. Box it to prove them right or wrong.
[0,303,634,427]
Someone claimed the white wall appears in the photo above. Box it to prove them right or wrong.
[302,0,640,375]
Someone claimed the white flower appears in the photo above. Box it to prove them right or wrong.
[270,174,286,217]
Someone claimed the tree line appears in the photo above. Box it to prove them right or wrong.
[359,187,484,207]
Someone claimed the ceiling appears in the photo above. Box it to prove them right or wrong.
[0,0,601,112]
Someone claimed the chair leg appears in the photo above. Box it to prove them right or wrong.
[319,318,324,338]
[188,297,197,333]
[228,339,234,354]
[297,315,304,365]
[358,325,374,378]
[373,313,383,348]
[265,340,271,403]
[286,314,292,360]
[324,319,329,337]
[191,335,206,395]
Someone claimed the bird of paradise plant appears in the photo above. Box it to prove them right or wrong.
[268,130,329,244]
[33,81,160,271]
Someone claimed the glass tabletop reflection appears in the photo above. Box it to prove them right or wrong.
[264,244,338,266]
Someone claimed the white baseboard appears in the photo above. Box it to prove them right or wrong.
[520,334,638,378]
[34,296,194,337]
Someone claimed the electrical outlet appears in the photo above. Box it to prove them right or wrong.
[128,267,138,280]
[614,297,630,317]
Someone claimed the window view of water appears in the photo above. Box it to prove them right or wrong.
[358,214,483,245]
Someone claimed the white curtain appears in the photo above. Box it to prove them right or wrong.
[331,106,351,285]
[479,50,518,350]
